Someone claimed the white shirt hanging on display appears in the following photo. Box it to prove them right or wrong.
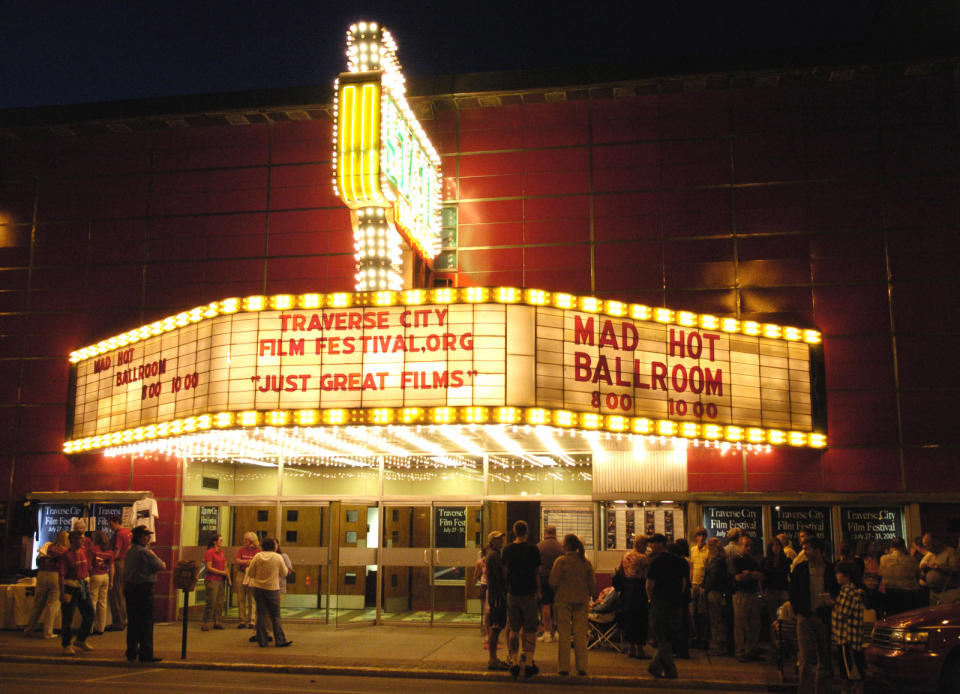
[132,497,158,533]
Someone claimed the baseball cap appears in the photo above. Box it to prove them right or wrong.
[132,526,153,538]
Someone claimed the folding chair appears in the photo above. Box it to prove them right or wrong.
[587,611,623,652]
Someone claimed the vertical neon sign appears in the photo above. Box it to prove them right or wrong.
[332,22,442,291]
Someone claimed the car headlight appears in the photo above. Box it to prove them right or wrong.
[889,628,929,644]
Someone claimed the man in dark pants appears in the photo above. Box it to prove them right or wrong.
[646,533,688,680]
[502,520,541,680]
[789,536,837,694]
[59,530,95,655]
[123,526,165,663]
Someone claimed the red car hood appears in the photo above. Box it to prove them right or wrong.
[877,602,960,629]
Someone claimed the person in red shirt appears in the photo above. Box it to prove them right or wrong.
[59,530,95,655]
[234,532,260,628]
[201,535,230,631]
[89,530,115,635]
[107,516,132,631]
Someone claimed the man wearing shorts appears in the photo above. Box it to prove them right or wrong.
[502,520,541,680]
[484,531,509,670]
[537,525,563,642]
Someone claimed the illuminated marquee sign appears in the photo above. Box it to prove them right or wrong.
[66,289,825,451]
[333,22,442,291]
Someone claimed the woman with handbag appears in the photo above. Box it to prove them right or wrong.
[618,535,650,659]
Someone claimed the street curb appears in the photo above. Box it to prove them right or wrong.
[0,653,796,691]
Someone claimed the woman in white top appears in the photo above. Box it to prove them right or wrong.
[245,537,291,648]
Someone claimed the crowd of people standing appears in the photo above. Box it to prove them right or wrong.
[23,518,297,659]
[23,519,164,661]
[476,522,959,687]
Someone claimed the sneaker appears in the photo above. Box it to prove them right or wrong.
[509,664,521,681]
[487,660,510,671]
[75,641,93,652]
[63,646,77,656]
[523,663,539,680]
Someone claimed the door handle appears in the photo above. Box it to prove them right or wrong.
[434,549,441,564]
[424,549,430,565]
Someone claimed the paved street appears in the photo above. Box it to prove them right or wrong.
[0,661,750,694]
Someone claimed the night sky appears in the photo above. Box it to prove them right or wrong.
[1,1,954,110]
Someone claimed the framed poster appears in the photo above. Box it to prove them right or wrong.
[771,506,832,550]
[434,506,467,583]
[702,505,762,540]
[840,507,903,551]
[198,505,220,547]
[38,504,85,546]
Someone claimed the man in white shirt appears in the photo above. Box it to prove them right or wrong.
[245,537,292,648]
[880,537,924,615]
[919,534,960,605]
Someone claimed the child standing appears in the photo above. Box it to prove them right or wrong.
[833,561,867,694]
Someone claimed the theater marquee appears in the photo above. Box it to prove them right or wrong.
[66,289,826,452]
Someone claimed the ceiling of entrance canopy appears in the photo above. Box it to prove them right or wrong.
[102,424,683,463]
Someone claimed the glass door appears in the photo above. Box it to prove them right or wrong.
[380,503,433,624]
[379,502,485,625]
[433,503,484,625]
[331,501,379,627]
[279,503,329,623]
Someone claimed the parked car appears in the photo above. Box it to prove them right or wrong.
[866,601,960,693]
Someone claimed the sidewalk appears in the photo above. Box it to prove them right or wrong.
[0,622,793,690]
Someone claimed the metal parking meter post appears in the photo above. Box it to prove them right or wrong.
[173,559,200,660]
[181,588,189,659]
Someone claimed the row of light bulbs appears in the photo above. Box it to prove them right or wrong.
[69,286,822,364]
[67,406,825,455]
